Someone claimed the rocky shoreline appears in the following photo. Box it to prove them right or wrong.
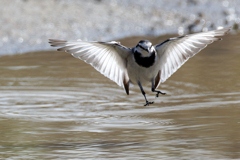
[0,0,239,55]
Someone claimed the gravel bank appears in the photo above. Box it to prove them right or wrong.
[0,0,239,55]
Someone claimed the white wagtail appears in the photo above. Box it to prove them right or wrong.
[49,27,231,106]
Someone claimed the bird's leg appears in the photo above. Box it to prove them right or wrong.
[151,79,166,97]
[138,81,154,106]
[153,89,166,97]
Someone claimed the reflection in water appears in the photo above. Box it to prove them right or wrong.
[0,33,240,159]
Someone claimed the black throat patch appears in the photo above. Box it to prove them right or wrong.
[133,50,156,68]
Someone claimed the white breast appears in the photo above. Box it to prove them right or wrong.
[127,55,160,85]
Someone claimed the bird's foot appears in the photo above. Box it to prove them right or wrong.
[156,91,166,97]
[144,101,154,106]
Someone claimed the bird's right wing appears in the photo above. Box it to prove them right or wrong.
[49,39,132,94]
[154,27,231,89]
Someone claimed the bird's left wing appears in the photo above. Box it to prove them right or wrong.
[154,27,231,89]
[49,39,131,94]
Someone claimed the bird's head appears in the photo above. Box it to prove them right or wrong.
[135,40,154,57]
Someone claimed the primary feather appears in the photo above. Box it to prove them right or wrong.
[154,26,231,89]
[49,39,131,94]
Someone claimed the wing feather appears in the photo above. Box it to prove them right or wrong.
[49,39,131,94]
[154,27,231,89]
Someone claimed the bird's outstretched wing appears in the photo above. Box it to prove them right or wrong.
[49,39,131,94]
[154,27,231,89]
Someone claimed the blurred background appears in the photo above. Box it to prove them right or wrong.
[0,0,240,159]
[0,0,239,55]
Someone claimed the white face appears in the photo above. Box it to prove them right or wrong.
[136,40,153,57]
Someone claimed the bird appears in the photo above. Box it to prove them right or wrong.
[49,26,231,106]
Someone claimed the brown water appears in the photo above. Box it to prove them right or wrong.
[0,33,240,159]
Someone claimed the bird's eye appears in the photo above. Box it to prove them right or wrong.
[137,44,146,50]
[138,45,147,51]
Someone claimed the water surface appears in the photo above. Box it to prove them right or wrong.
[0,33,240,159]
